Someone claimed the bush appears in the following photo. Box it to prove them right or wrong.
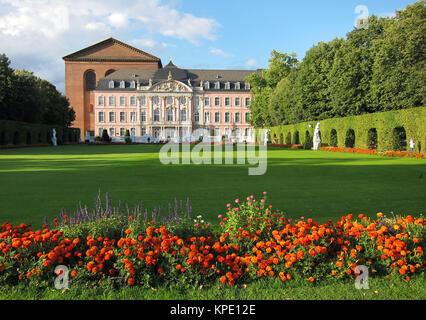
[0,119,80,146]
[101,129,111,143]
[266,106,426,152]
[0,193,424,289]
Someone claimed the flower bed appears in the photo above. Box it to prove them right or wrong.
[267,144,304,149]
[319,146,426,159]
[0,194,424,289]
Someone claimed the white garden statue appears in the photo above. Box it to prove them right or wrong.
[313,122,321,150]
[264,129,271,146]
[51,129,57,146]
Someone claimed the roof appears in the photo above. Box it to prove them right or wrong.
[62,37,162,66]
[95,65,261,91]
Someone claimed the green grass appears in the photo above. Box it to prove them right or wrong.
[0,144,425,228]
[0,276,424,300]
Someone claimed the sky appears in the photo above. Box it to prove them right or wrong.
[0,0,418,94]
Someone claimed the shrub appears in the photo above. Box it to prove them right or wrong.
[0,193,424,289]
[101,129,111,143]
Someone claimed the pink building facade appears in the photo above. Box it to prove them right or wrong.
[94,61,260,142]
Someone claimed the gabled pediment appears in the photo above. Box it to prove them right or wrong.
[63,38,162,65]
[152,80,192,93]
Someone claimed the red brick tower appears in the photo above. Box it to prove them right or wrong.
[63,38,162,135]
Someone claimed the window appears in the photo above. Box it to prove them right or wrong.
[225,82,230,90]
[166,109,173,121]
[166,96,173,105]
[225,128,230,137]
[245,83,250,90]
[120,81,125,89]
[108,80,114,89]
[131,128,135,136]
[215,81,220,89]
[235,82,241,90]
[141,128,146,136]
[245,128,251,137]
[154,109,160,122]
[109,128,115,137]
[215,112,221,123]
[141,111,146,122]
[109,112,115,123]
[180,97,187,105]
[98,112,105,123]
[98,128,103,137]
[120,96,126,107]
[98,96,105,106]
[245,97,251,107]
[120,128,125,136]
[153,96,160,105]
[204,112,210,123]
[214,128,221,137]
[130,96,136,106]
[85,71,96,91]
[235,112,241,123]
[245,112,251,123]
[235,128,241,137]
[214,97,220,107]
[130,112,136,123]
[130,81,136,89]
[225,97,230,107]
[140,96,146,106]
[194,112,199,123]
[204,81,210,90]
[235,97,241,107]
[204,97,210,107]
[120,112,126,123]
[108,96,115,106]
[180,109,187,122]
[225,112,231,123]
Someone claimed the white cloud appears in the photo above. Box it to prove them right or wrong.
[0,0,220,92]
[108,12,128,28]
[245,59,258,68]
[210,48,233,57]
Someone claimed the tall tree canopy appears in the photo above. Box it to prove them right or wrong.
[246,1,425,128]
[0,55,75,127]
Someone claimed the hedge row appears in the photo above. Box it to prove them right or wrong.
[0,120,81,146]
[259,107,426,153]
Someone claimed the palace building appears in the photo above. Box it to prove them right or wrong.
[63,38,260,142]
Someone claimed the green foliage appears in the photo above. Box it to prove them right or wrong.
[266,106,426,153]
[101,129,111,143]
[248,1,425,127]
[0,55,75,127]
[0,119,80,146]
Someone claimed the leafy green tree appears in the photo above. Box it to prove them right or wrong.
[370,1,426,111]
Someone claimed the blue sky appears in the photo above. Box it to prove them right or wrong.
[0,0,417,93]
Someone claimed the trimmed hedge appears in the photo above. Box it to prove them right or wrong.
[260,107,426,153]
[0,120,80,146]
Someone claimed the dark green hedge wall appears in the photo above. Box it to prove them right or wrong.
[0,120,80,146]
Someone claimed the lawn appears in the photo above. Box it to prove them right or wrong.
[0,144,425,228]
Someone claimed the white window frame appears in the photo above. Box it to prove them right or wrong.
[108,96,115,107]
[235,97,241,107]
[130,96,136,106]
[214,112,221,123]
[98,96,105,106]
[98,112,105,123]
[214,97,220,107]
[225,112,231,123]
[120,112,126,123]
[120,96,126,107]
[108,80,114,89]
[224,97,231,107]
[120,81,125,89]
[109,111,115,123]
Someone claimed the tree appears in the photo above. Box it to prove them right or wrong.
[370,1,426,111]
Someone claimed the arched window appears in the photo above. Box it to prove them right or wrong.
[85,70,96,91]
[154,109,160,122]
[180,109,187,122]
[105,69,116,77]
